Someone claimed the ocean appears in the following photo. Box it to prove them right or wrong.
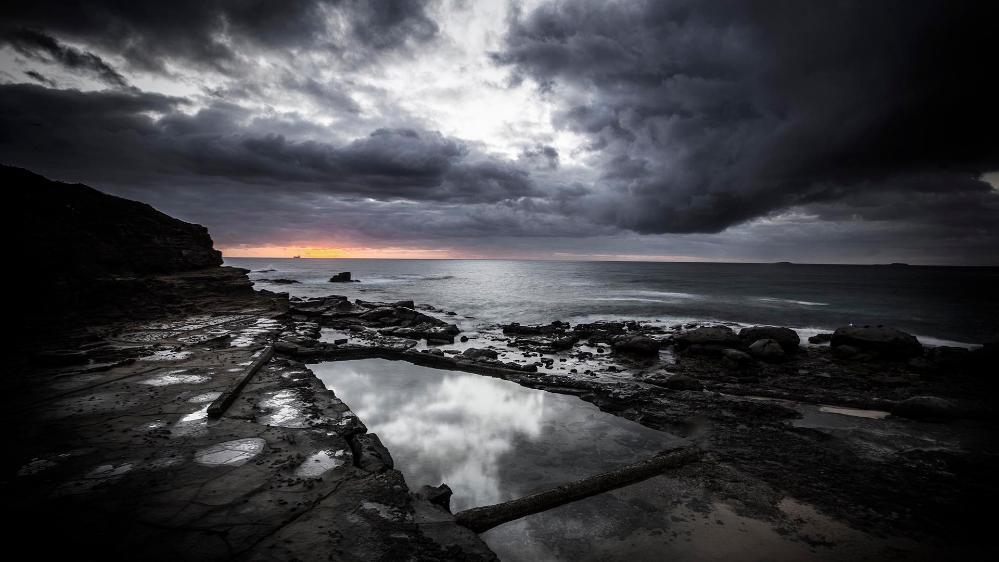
[224,259,999,347]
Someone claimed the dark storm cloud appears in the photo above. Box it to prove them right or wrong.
[1,28,128,87]
[2,0,439,74]
[1,0,997,263]
[495,0,999,234]
[519,144,559,169]
[348,0,439,51]
[23,70,55,87]
[0,84,537,204]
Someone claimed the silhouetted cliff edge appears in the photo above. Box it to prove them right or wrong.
[7,165,258,326]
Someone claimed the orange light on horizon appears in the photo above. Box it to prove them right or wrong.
[218,244,459,259]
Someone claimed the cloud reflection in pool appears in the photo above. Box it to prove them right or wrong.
[310,358,678,511]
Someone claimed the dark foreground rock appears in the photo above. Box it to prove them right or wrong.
[892,395,961,420]
[8,167,493,561]
[831,325,923,359]
[748,338,786,362]
[740,326,800,351]
[675,325,741,350]
[612,334,661,355]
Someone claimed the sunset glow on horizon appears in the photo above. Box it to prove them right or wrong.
[219,245,460,260]
[218,244,731,262]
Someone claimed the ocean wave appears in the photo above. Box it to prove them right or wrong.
[630,290,703,299]
[756,297,829,306]
[589,297,683,303]
[421,275,455,281]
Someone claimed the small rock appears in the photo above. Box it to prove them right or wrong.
[329,272,355,282]
[415,483,453,512]
[550,336,578,351]
[649,373,704,391]
[352,433,394,473]
[611,335,660,356]
[808,333,833,344]
[892,396,960,420]
[748,338,785,362]
[721,348,754,368]
[462,348,499,361]
[832,344,860,358]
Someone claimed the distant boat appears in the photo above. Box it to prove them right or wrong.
[292,255,301,259]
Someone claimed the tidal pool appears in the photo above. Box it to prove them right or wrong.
[311,359,689,556]
[311,359,680,510]
[311,359,935,561]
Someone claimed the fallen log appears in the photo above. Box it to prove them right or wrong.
[453,445,703,533]
[207,345,274,418]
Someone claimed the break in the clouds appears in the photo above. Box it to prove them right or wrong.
[1,0,997,264]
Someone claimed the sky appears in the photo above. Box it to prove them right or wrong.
[1,0,997,264]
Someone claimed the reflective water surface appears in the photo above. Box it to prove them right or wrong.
[311,359,679,511]
[311,359,944,561]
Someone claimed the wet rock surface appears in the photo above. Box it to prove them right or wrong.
[11,282,998,559]
[8,168,493,560]
[8,290,494,560]
[276,307,997,558]
[8,175,998,561]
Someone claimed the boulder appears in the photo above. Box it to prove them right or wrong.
[648,373,704,391]
[502,321,570,336]
[892,396,960,420]
[329,272,354,282]
[262,278,299,284]
[462,348,499,361]
[739,326,799,352]
[808,333,833,344]
[832,344,861,359]
[550,336,579,351]
[675,326,740,350]
[351,433,394,473]
[721,348,754,368]
[748,338,785,362]
[831,325,922,359]
[414,484,453,511]
[611,335,661,356]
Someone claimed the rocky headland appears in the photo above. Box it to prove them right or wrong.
[6,166,997,560]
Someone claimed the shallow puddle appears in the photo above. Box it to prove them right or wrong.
[817,405,889,419]
[139,370,210,386]
[140,350,193,361]
[295,449,347,478]
[311,358,691,557]
[194,438,266,467]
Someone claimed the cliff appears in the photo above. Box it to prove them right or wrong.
[6,165,254,325]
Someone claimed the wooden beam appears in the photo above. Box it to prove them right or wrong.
[453,445,703,533]
[207,345,274,418]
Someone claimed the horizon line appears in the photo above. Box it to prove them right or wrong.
[221,256,999,268]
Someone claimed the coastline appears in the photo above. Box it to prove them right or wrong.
[9,272,998,559]
[7,167,996,560]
